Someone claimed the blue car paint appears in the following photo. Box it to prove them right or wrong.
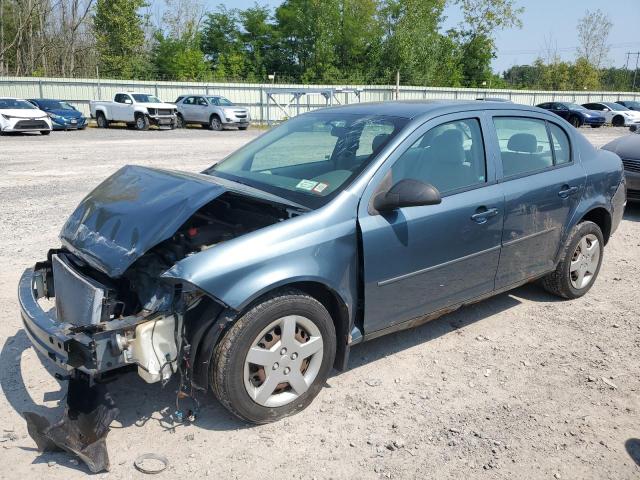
[19,101,625,380]
[536,101,606,127]
[28,99,87,130]
[162,102,623,340]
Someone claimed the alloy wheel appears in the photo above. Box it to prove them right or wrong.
[569,234,600,289]
[243,315,323,408]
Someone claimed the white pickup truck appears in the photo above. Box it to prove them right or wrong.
[90,92,177,130]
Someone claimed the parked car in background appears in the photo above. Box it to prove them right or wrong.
[536,102,605,128]
[28,98,87,130]
[90,92,177,130]
[20,101,625,434]
[0,97,52,135]
[581,101,640,127]
[175,94,250,130]
[615,100,640,111]
[602,133,640,202]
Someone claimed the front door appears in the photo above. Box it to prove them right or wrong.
[490,114,586,288]
[358,114,504,334]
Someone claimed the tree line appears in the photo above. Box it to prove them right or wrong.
[0,0,634,91]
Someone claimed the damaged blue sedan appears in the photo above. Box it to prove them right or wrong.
[19,101,625,469]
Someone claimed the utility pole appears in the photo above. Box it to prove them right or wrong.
[634,53,640,91]
[625,52,640,90]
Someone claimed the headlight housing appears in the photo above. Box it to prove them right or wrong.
[147,108,157,115]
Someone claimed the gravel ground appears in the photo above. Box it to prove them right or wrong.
[0,125,639,479]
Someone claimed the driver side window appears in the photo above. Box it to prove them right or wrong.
[391,118,487,195]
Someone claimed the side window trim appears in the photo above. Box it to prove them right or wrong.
[546,120,573,166]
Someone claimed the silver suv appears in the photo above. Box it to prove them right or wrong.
[175,94,250,130]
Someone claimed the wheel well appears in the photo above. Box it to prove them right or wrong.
[210,113,221,121]
[275,281,350,371]
[581,207,612,244]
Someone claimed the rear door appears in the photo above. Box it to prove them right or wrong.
[358,112,504,333]
[551,103,570,120]
[488,112,586,288]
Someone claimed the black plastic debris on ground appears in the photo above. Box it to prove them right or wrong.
[24,376,119,473]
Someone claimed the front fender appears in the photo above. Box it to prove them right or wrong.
[161,207,359,320]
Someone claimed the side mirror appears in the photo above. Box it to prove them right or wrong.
[373,179,441,213]
[124,98,132,105]
[603,108,610,112]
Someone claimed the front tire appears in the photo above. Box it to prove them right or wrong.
[612,115,625,127]
[541,221,604,299]
[209,114,223,131]
[590,124,602,128]
[176,114,185,128]
[211,289,336,424]
[569,115,582,128]
[40,130,51,135]
[135,113,149,131]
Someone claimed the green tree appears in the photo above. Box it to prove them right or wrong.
[152,31,210,80]
[94,0,151,78]
[379,0,456,86]
[454,0,523,87]
[571,57,600,90]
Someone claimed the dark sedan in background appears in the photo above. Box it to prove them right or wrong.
[536,101,605,128]
[616,100,640,111]
[603,133,640,201]
[28,98,87,130]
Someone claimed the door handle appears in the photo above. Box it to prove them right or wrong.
[558,185,579,198]
[471,207,499,224]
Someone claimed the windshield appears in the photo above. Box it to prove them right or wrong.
[132,94,162,103]
[206,112,408,209]
[0,98,37,110]
[603,102,628,111]
[621,101,640,109]
[208,96,234,106]
[34,100,75,110]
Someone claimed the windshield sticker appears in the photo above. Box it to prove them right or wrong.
[295,179,318,191]
[312,182,328,194]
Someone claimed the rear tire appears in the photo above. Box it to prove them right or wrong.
[541,221,604,299]
[211,289,336,424]
[569,116,582,128]
[612,115,625,127]
[96,112,109,128]
[239,125,249,130]
[40,130,51,135]
[590,124,601,128]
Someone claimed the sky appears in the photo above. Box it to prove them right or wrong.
[200,0,640,73]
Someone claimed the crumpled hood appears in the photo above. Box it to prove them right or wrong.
[60,165,226,278]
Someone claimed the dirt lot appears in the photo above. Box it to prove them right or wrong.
[0,125,638,479]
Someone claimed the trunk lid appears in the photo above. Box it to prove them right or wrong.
[60,165,227,278]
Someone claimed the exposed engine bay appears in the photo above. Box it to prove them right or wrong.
[22,189,301,471]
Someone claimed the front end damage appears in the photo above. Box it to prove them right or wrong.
[19,165,300,471]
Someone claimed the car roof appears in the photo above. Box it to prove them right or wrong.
[311,100,540,120]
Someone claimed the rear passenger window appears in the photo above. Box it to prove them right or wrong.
[493,117,553,177]
[549,123,571,165]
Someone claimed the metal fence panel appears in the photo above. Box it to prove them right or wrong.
[1,76,638,122]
